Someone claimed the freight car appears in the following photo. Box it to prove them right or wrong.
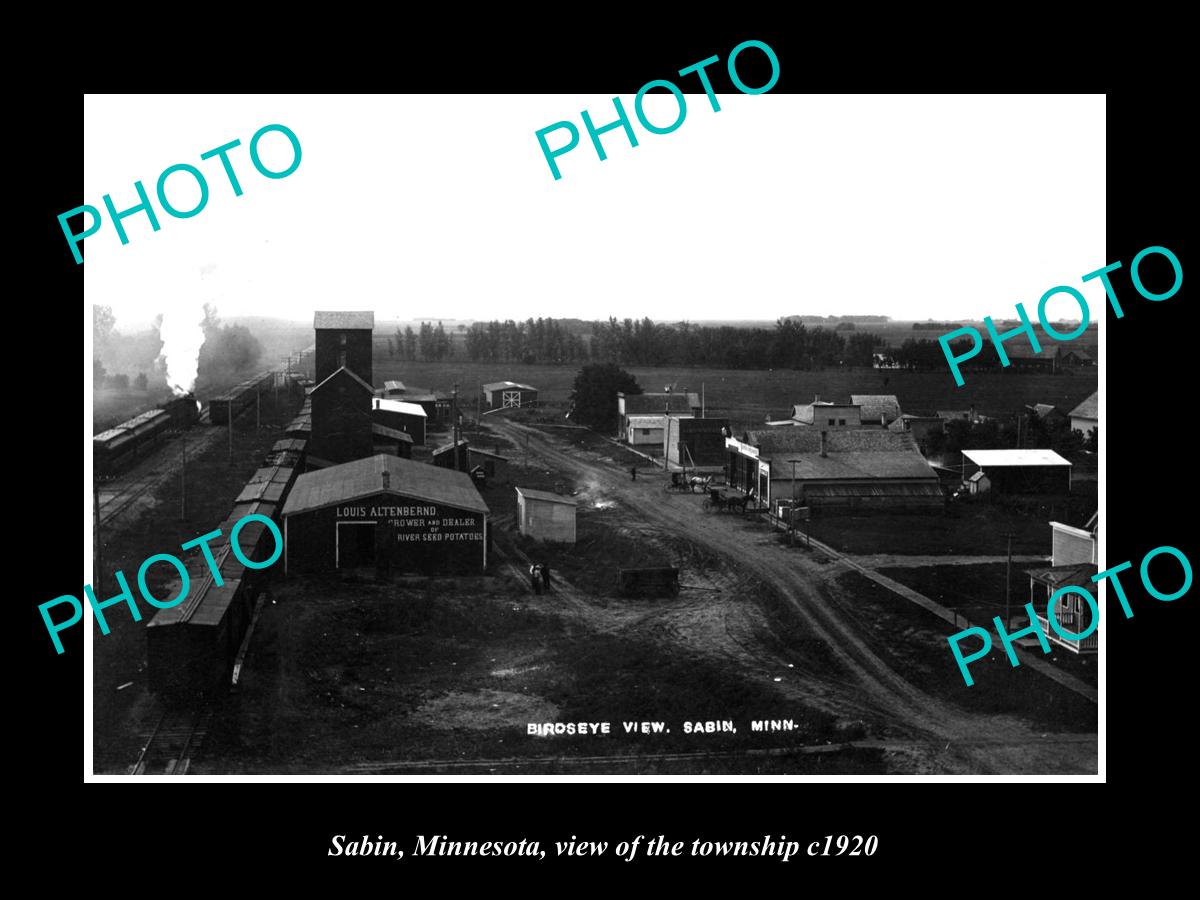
[146,461,299,701]
[92,393,198,480]
[207,371,275,425]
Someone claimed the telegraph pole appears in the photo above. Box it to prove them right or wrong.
[180,428,187,519]
[1001,531,1015,629]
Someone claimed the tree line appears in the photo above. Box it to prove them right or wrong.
[388,316,888,369]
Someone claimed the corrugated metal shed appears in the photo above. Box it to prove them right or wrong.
[282,454,489,516]
[313,311,375,330]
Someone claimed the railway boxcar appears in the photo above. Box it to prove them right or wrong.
[147,461,297,701]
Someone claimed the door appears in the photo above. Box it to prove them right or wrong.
[503,390,521,408]
[336,522,376,568]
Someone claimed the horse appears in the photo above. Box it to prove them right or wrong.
[688,474,712,493]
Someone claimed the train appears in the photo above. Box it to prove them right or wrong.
[93,394,199,479]
[146,451,304,701]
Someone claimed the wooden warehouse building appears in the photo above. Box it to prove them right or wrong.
[618,392,695,445]
[665,414,729,473]
[371,397,427,445]
[725,428,943,513]
[314,310,374,386]
[308,366,374,467]
[281,454,490,574]
[516,487,577,543]
[960,449,1073,494]
[482,381,538,410]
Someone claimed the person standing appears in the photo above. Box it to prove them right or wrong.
[541,564,552,591]
[630,466,637,481]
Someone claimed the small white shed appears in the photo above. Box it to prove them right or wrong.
[516,487,577,543]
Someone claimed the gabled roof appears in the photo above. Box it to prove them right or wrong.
[372,423,414,443]
[792,400,858,425]
[431,439,470,457]
[962,449,1072,467]
[623,392,691,415]
[1029,403,1062,418]
[372,398,427,418]
[516,486,578,506]
[471,448,510,461]
[483,381,537,392]
[850,395,902,423]
[282,454,488,517]
[313,366,374,395]
[743,429,937,481]
[1025,563,1098,588]
[1068,391,1098,421]
[383,380,406,392]
[313,311,374,330]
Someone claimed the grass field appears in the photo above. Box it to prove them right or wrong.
[372,357,1097,432]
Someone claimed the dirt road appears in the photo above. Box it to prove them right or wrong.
[491,418,1097,774]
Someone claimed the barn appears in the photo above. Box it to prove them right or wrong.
[725,428,943,513]
[308,366,374,466]
[314,311,374,386]
[516,487,577,543]
[961,449,1073,494]
[665,415,729,473]
[618,392,694,444]
[371,397,427,445]
[1068,391,1097,435]
[281,454,490,574]
[482,381,538,410]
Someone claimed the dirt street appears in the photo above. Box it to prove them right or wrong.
[491,418,1097,774]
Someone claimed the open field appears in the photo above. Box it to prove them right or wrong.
[372,357,1097,432]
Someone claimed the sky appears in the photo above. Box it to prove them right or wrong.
[83,94,1105,332]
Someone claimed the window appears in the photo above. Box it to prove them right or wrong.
[1075,597,1082,613]
[340,333,347,346]
[828,418,836,426]
[838,419,847,426]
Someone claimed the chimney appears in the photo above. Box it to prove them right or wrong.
[382,470,390,489]
[814,394,820,403]
[820,430,828,457]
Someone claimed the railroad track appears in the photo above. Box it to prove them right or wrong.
[128,708,213,775]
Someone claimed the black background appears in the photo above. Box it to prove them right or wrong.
[21,22,1190,884]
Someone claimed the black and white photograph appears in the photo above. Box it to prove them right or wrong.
[78,89,1111,780]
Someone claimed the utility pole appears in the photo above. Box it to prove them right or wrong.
[452,383,460,471]
[180,428,187,519]
[93,480,102,598]
[1001,532,1015,630]
[790,459,797,546]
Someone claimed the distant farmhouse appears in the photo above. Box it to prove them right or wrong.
[1061,349,1094,367]
[725,428,943,513]
[1068,391,1097,435]
[482,381,538,410]
[1002,343,1060,372]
